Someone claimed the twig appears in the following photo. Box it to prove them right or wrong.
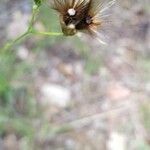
[48,105,130,137]
[68,105,129,128]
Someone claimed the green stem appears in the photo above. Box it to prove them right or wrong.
[28,5,39,31]
[32,31,63,36]
[1,5,38,52]
[1,4,62,53]
[2,31,30,52]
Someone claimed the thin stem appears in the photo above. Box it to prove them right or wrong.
[1,4,63,52]
[1,5,38,52]
[32,31,63,36]
[28,5,39,31]
[2,31,30,52]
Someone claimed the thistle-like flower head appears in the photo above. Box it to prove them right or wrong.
[52,0,116,43]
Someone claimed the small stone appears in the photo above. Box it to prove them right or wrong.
[58,63,74,77]
[107,132,126,150]
[41,84,71,108]
[107,82,131,101]
[17,46,29,60]
[3,134,19,150]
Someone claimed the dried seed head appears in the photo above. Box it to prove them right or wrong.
[52,0,116,41]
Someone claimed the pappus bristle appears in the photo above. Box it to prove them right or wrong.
[51,0,116,41]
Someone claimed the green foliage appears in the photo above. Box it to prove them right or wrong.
[0,2,63,148]
[140,102,150,132]
[137,58,150,81]
[34,0,42,7]
[0,0,101,148]
[0,117,34,138]
[0,53,14,104]
[135,141,150,150]
[0,50,36,140]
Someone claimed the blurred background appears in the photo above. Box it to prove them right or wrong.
[0,0,150,149]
